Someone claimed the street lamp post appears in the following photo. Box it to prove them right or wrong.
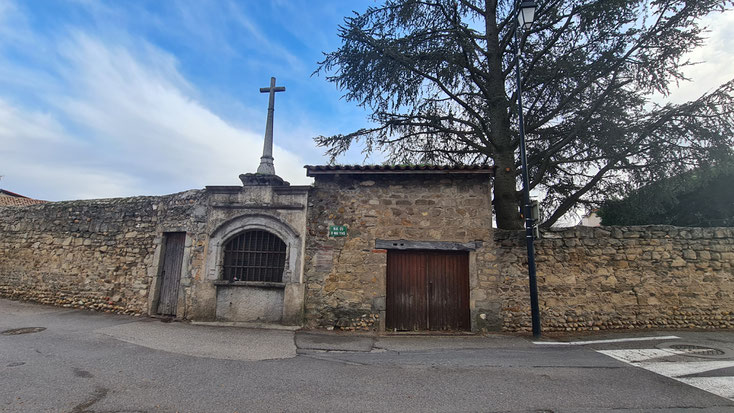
[514,1,541,338]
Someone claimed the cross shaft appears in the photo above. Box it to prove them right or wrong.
[257,77,285,175]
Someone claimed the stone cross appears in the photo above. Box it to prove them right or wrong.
[256,77,286,175]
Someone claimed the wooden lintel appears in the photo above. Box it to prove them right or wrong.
[375,239,482,251]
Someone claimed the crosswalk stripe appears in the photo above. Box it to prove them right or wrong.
[597,348,734,402]
[598,348,685,363]
[533,335,680,346]
[679,377,734,400]
[639,360,734,378]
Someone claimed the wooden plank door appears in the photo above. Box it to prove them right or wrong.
[386,250,470,331]
[426,251,470,331]
[156,232,186,316]
[386,251,427,330]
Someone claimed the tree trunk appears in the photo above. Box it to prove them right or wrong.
[484,0,522,230]
[493,150,522,229]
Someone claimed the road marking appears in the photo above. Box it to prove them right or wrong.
[679,377,734,400]
[639,360,734,377]
[598,348,734,402]
[533,335,680,346]
[599,348,685,362]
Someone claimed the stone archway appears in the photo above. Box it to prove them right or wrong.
[206,213,304,324]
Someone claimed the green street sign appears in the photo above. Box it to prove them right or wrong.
[329,225,348,237]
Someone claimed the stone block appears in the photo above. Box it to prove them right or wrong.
[671,258,686,267]
[371,296,386,311]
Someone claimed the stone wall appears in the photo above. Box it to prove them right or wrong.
[0,184,309,324]
[305,176,734,333]
[303,173,495,331]
[0,191,205,315]
[3,178,732,333]
[497,226,734,332]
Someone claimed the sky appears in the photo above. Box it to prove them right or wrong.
[0,0,732,201]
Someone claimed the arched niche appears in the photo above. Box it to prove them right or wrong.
[206,213,301,284]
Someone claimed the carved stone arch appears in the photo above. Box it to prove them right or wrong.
[206,213,301,284]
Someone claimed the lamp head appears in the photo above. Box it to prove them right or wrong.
[518,1,537,29]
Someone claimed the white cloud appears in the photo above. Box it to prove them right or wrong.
[665,9,734,104]
[0,30,312,201]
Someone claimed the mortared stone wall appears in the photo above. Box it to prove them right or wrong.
[1,181,732,333]
[496,226,734,332]
[0,190,205,315]
[303,172,497,331]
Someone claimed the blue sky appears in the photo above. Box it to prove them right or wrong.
[0,0,378,200]
[1,0,732,201]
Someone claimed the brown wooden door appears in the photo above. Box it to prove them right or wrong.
[386,250,470,331]
[157,232,186,316]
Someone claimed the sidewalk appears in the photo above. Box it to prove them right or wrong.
[295,329,532,353]
[1,298,534,361]
[98,319,298,361]
[4,298,733,361]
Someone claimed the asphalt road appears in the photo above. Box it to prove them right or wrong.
[1,298,733,413]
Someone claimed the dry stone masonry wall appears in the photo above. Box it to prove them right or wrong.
[497,226,734,332]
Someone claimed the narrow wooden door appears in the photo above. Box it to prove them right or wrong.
[386,250,470,331]
[386,251,427,330]
[156,232,186,316]
[426,252,470,331]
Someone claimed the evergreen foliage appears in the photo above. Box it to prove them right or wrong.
[598,156,734,227]
[315,0,734,229]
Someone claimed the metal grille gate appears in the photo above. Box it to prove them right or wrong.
[222,230,286,282]
[386,250,470,331]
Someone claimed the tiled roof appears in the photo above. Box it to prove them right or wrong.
[304,164,494,176]
[0,197,48,206]
[0,189,48,206]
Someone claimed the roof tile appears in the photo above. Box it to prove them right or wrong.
[304,164,494,176]
[0,197,48,206]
